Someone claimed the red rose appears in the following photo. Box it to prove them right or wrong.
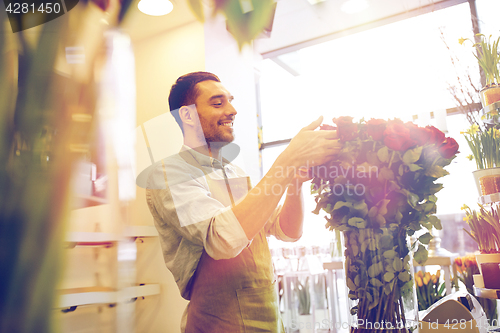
[406,122,431,146]
[438,137,459,159]
[383,119,417,151]
[333,116,358,141]
[426,126,446,146]
[365,119,387,141]
[320,124,337,131]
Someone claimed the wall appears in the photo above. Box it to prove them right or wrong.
[131,20,205,333]
[204,16,261,183]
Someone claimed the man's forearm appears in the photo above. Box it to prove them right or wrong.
[278,178,304,239]
[231,152,298,240]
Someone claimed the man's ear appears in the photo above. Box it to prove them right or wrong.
[179,105,197,128]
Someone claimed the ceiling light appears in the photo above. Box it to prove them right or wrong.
[138,0,173,16]
[341,0,369,14]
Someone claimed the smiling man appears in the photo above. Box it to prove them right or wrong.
[146,72,341,332]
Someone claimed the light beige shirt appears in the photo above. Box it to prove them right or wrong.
[146,146,297,299]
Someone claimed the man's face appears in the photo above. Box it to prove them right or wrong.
[194,80,237,143]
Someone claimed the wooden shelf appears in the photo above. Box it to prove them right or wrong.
[73,195,108,210]
[65,232,120,247]
[57,284,161,309]
[65,227,158,247]
[474,287,500,299]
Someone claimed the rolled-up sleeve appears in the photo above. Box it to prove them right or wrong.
[264,205,300,242]
[147,159,250,260]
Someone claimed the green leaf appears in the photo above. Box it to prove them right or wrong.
[368,206,378,218]
[395,210,403,223]
[429,215,442,230]
[425,165,449,178]
[383,272,395,282]
[379,235,393,249]
[377,146,389,163]
[347,277,357,291]
[354,274,360,287]
[368,263,382,278]
[378,167,395,182]
[398,271,410,282]
[393,257,403,271]
[418,232,433,245]
[378,199,390,216]
[383,250,397,259]
[407,192,419,208]
[384,282,392,295]
[333,201,353,211]
[353,201,368,217]
[187,0,205,22]
[408,164,422,172]
[414,244,428,265]
[398,164,404,176]
[403,146,422,165]
[370,278,383,287]
[348,217,367,228]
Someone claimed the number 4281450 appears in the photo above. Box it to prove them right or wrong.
[5,2,62,14]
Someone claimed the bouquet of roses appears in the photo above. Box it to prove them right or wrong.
[311,117,459,333]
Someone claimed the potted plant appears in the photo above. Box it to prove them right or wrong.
[462,124,500,195]
[462,204,500,289]
[459,34,500,108]
[453,255,497,321]
[311,117,459,333]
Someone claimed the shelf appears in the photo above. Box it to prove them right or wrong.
[65,227,158,247]
[73,195,108,210]
[474,287,500,299]
[479,192,500,204]
[65,232,120,247]
[57,284,161,309]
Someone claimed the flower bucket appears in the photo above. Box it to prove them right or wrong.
[472,168,500,196]
[343,228,418,333]
[480,85,500,108]
[475,253,500,289]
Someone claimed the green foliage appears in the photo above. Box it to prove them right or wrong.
[311,118,458,330]
[462,124,500,170]
[462,204,500,253]
[187,0,276,50]
[460,34,500,86]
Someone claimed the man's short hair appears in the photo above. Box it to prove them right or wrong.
[169,72,220,133]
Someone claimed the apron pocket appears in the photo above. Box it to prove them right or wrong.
[236,284,282,333]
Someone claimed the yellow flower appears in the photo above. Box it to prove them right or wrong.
[459,37,466,45]
[466,155,474,161]
[423,276,430,285]
[416,276,423,287]
[470,124,479,134]
[461,204,469,211]
[436,270,440,278]
[416,270,424,278]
